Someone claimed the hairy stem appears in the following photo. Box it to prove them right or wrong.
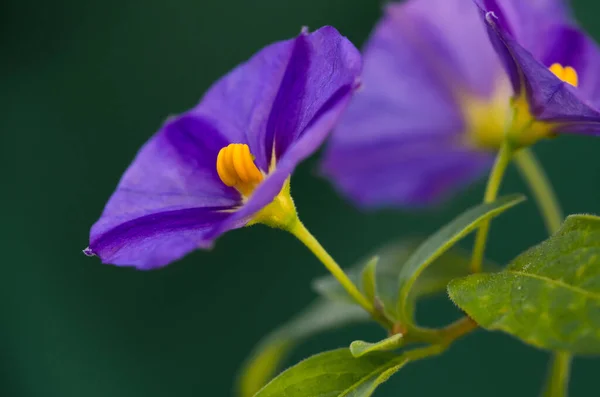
[514,148,563,235]
[407,316,478,346]
[289,220,394,330]
[514,148,569,397]
[542,352,572,397]
[436,316,479,344]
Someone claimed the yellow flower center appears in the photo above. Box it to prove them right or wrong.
[549,63,579,87]
[215,143,298,230]
[464,80,514,150]
[216,143,264,197]
[464,79,554,150]
[465,64,580,150]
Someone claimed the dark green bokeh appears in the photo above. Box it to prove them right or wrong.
[1,0,599,396]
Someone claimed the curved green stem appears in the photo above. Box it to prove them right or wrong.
[513,148,563,235]
[406,140,515,344]
[470,141,514,273]
[542,352,572,397]
[514,149,569,397]
[288,220,394,330]
[406,316,478,346]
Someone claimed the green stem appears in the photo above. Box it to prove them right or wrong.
[542,352,572,397]
[470,140,514,273]
[403,343,448,361]
[513,148,563,235]
[407,137,515,343]
[436,316,479,344]
[405,316,478,345]
[288,220,394,330]
[514,149,570,397]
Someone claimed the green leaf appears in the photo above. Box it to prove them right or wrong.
[312,240,500,321]
[411,247,499,297]
[236,300,369,397]
[340,360,408,397]
[350,334,404,358]
[448,214,600,355]
[361,256,378,304]
[254,348,405,397]
[238,339,293,397]
[396,194,525,325]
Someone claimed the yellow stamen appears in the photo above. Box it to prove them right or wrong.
[549,63,579,87]
[216,143,263,197]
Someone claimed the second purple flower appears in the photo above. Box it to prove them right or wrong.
[322,0,599,208]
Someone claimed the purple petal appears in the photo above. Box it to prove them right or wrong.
[473,0,571,92]
[87,207,232,269]
[480,10,600,134]
[474,10,522,93]
[541,24,600,105]
[263,34,311,165]
[321,0,497,207]
[326,2,467,146]
[267,26,362,163]
[88,26,362,268]
[192,26,361,171]
[200,25,362,236]
[390,0,501,97]
[190,39,292,172]
[208,84,356,238]
[478,0,570,54]
[324,134,493,207]
[87,115,242,269]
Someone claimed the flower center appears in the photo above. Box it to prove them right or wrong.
[549,63,579,87]
[216,143,264,197]
[216,143,298,230]
[465,78,554,150]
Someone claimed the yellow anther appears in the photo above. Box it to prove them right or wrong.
[216,148,237,186]
[216,143,263,196]
[549,63,579,87]
[563,66,579,87]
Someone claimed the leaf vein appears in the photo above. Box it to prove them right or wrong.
[507,271,600,301]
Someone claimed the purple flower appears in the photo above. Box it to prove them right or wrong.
[475,0,600,134]
[321,0,581,208]
[84,26,361,269]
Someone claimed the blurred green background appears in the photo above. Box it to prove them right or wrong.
[2,0,599,396]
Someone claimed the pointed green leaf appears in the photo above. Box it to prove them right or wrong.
[312,240,499,321]
[396,194,525,324]
[350,334,404,358]
[238,339,292,397]
[339,360,409,397]
[448,215,600,355]
[411,247,499,297]
[254,348,404,397]
[236,300,369,397]
[361,256,378,304]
